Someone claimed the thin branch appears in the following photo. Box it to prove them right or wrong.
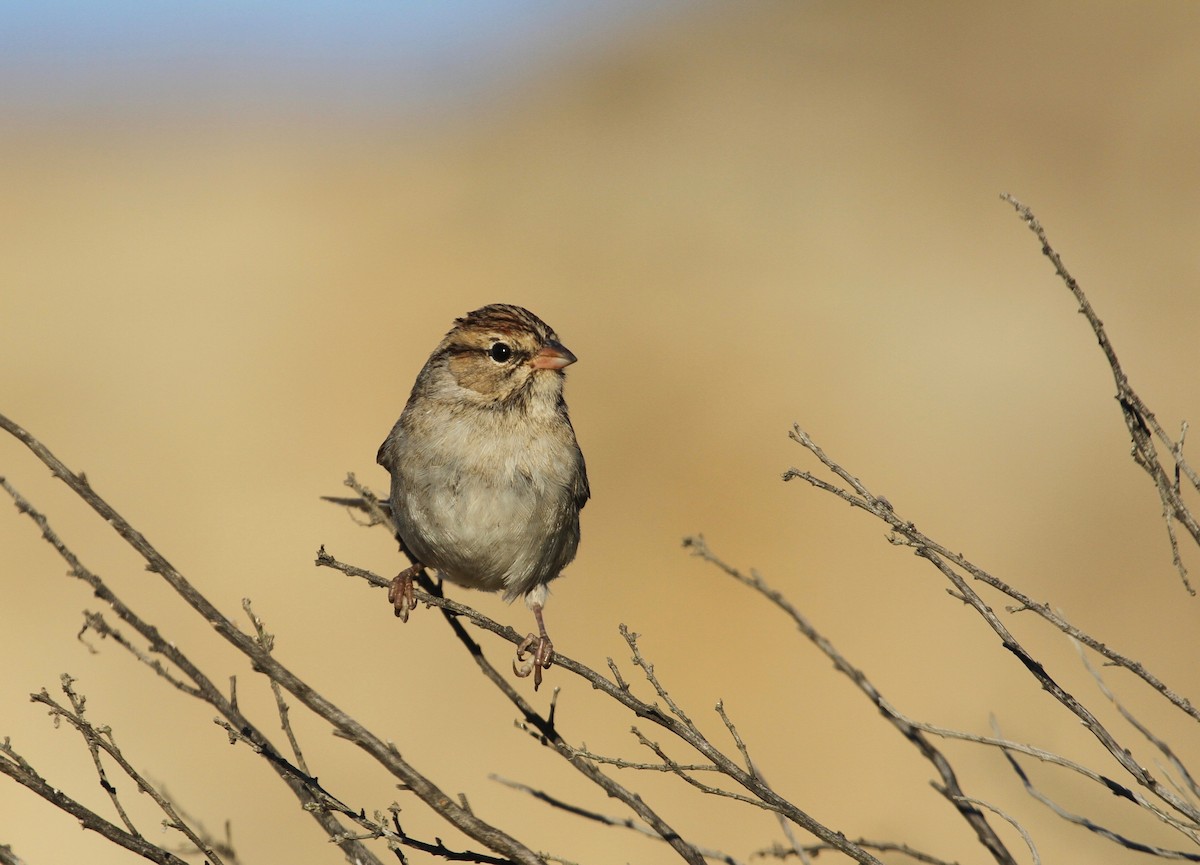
[317,547,886,865]
[567,747,719,774]
[621,625,693,726]
[757,839,957,865]
[1076,644,1200,805]
[77,611,201,697]
[387,808,516,865]
[783,425,1200,828]
[213,719,509,864]
[400,563,712,865]
[491,775,750,865]
[916,713,1200,843]
[684,535,1018,865]
[32,678,226,865]
[1002,751,1200,861]
[56,674,140,838]
[951,795,1039,865]
[155,783,243,865]
[243,600,309,775]
[715,701,756,779]
[629,728,775,812]
[318,524,717,865]
[1002,193,1199,593]
[0,738,191,865]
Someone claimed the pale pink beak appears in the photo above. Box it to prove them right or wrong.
[529,341,577,370]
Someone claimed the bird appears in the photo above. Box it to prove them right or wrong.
[376,304,589,688]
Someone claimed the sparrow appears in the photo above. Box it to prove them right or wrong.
[376,304,589,688]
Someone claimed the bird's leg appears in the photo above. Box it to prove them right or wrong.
[387,562,421,622]
[514,603,554,690]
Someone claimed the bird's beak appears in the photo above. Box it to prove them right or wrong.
[529,341,577,370]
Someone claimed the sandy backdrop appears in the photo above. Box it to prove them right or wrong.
[3,2,1200,863]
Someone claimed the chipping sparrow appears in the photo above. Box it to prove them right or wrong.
[376,304,589,688]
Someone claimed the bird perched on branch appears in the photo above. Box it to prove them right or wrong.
[376,304,589,688]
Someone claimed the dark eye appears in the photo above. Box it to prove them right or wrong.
[488,342,513,363]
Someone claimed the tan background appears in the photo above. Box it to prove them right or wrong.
[3,2,1200,862]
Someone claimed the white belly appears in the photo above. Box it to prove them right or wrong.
[390,416,580,600]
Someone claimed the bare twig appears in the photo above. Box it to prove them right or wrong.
[32,676,227,864]
[756,839,957,865]
[389,561,713,865]
[0,737,191,865]
[1002,751,1200,861]
[317,547,886,865]
[629,727,771,811]
[951,795,1039,865]
[621,625,694,726]
[684,536,1018,865]
[783,425,1200,828]
[1002,193,1199,593]
[155,783,243,865]
[566,747,718,774]
[491,775,750,865]
[1076,645,1200,806]
[56,674,138,838]
[715,701,757,779]
[213,718,513,864]
[243,600,309,775]
[77,611,201,697]
[318,541,715,864]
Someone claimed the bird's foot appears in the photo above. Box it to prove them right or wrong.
[513,633,554,690]
[514,602,554,690]
[387,563,421,622]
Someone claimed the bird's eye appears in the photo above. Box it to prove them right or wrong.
[488,342,513,363]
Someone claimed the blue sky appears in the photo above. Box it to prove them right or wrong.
[0,2,669,116]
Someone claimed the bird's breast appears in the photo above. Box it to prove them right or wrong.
[390,408,581,595]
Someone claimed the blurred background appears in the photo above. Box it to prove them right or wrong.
[3,2,1200,862]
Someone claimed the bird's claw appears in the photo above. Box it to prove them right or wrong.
[513,633,554,690]
[387,565,420,622]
